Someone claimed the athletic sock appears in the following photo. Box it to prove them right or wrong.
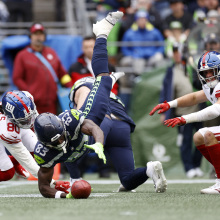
[196,144,213,165]
[207,144,220,178]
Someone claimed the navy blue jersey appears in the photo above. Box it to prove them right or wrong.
[70,77,136,132]
[34,109,92,168]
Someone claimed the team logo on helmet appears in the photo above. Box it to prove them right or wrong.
[5,102,15,113]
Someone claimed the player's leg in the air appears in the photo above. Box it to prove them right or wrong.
[81,11,124,126]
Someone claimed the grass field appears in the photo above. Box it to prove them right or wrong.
[1,173,220,220]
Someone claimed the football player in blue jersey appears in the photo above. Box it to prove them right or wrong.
[69,76,167,193]
[34,11,126,199]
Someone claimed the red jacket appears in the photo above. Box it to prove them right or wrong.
[13,46,72,114]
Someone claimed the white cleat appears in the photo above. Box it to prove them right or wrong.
[201,179,220,194]
[70,177,82,187]
[195,167,204,177]
[110,72,125,87]
[186,168,197,178]
[93,11,124,37]
[146,161,167,193]
[115,184,136,193]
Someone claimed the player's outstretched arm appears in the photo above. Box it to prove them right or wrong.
[150,91,207,116]
[81,119,106,164]
[164,117,186,128]
[81,119,104,144]
[38,167,68,198]
[149,101,171,116]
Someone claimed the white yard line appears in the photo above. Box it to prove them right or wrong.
[0,193,113,198]
[0,179,216,189]
[0,179,216,198]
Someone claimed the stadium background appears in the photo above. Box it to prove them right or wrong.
[0,0,213,177]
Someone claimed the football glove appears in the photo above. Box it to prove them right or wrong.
[164,117,186,128]
[55,181,71,194]
[149,101,170,116]
[66,192,74,199]
[84,142,106,164]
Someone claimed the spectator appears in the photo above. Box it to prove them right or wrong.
[185,0,207,16]
[3,0,33,22]
[165,21,187,58]
[152,0,172,19]
[159,44,204,178]
[12,23,73,114]
[93,0,128,21]
[119,9,164,112]
[204,0,219,12]
[118,0,165,41]
[68,36,119,95]
[206,9,220,24]
[0,0,9,22]
[164,0,194,39]
[120,9,164,69]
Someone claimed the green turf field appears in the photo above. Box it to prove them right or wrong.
[0,174,220,220]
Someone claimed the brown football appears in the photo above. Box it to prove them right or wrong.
[71,180,91,199]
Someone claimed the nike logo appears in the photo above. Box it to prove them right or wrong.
[11,135,17,138]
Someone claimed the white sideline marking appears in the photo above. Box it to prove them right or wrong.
[120,211,137,216]
[0,179,216,190]
[0,193,113,198]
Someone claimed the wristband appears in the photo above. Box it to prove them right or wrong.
[55,191,63,199]
[50,179,55,188]
[168,100,177,108]
[96,142,103,148]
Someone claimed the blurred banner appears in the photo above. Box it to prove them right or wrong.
[130,66,206,175]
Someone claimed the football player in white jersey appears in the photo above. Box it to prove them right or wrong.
[0,90,70,193]
[150,51,220,194]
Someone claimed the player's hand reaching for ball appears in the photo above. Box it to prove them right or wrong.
[84,142,106,164]
[55,181,70,193]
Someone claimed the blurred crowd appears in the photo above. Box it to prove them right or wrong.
[1,0,220,179]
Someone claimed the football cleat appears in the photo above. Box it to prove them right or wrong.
[186,169,197,178]
[93,11,124,37]
[116,184,136,193]
[14,164,30,179]
[201,179,220,194]
[146,161,167,193]
[195,167,204,177]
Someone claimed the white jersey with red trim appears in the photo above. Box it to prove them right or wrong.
[202,82,220,104]
[0,112,39,176]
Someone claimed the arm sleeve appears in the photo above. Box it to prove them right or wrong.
[4,141,39,178]
[183,103,220,123]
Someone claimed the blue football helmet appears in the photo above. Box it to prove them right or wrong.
[2,90,38,129]
[197,51,220,88]
[34,113,68,153]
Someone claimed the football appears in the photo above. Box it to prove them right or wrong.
[71,180,92,199]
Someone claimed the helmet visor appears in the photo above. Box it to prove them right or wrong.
[45,133,68,153]
[14,111,37,129]
[198,67,219,88]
